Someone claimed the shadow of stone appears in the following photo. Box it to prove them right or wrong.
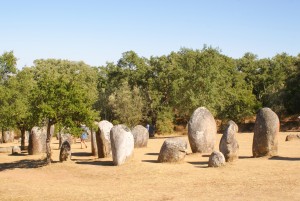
[269,156,300,161]
[187,161,208,168]
[9,153,28,157]
[71,152,93,157]
[201,154,210,157]
[145,153,159,156]
[239,156,253,159]
[0,159,46,172]
[75,160,114,166]
[142,159,158,163]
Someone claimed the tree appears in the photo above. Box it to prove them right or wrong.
[108,81,145,127]
[31,59,98,164]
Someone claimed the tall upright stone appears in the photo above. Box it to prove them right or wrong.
[90,123,98,157]
[132,125,149,148]
[2,131,15,143]
[219,120,239,162]
[59,141,71,162]
[28,127,47,155]
[252,108,280,157]
[188,107,217,153]
[96,120,113,158]
[110,125,134,166]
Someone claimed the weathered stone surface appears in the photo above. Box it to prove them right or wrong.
[158,138,187,163]
[28,127,47,155]
[2,131,15,143]
[59,141,71,162]
[96,120,113,158]
[132,125,149,148]
[219,120,239,162]
[208,151,226,167]
[285,134,300,141]
[12,146,21,155]
[110,125,134,166]
[90,125,98,157]
[253,108,280,157]
[188,107,217,153]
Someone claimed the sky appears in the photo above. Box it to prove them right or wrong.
[0,0,300,69]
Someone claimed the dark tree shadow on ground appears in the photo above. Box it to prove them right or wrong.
[239,156,253,159]
[145,153,159,156]
[71,152,93,157]
[142,159,159,163]
[75,160,114,166]
[269,156,300,161]
[0,159,47,172]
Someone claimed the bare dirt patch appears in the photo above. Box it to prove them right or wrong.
[0,132,299,201]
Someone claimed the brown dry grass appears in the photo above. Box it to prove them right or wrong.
[0,132,299,201]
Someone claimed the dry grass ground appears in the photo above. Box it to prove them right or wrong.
[0,132,299,201]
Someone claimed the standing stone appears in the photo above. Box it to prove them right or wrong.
[96,120,113,158]
[188,107,217,153]
[110,125,134,166]
[219,120,239,162]
[28,127,47,155]
[2,131,15,143]
[12,146,21,155]
[90,124,98,157]
[252,108,280,157]
[208,151,226,167]
[158,138,187,163]
[59,141,71,162]
[132,125,149,148]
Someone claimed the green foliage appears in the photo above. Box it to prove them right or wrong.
[156,108,174,134]
[108,81,145,127]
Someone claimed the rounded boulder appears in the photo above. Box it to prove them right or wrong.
[158,138,187,163]
[96,120,113,158]
[208,151,226,167]
[188,107,217,153]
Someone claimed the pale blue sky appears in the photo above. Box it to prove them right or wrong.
[0,0,299,68]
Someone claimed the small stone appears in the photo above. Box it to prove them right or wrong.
[208,151,226,167]
[158,138,187,163]
[285,134,300,141]
[12,146,21,155]
[59,141,71,162]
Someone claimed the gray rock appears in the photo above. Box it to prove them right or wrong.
[96,120,113,158]
[188,107,217,153]
[2,131,15,143]
[208,151,226,167]
[12,146,21,155]
[59,133,74,147]
[110,125,134,166]
[219,120,239,162]
[253,108,280,157]
[59,141,71,162]
[28,127,47,155]
[285,134,300,141]
[132,125,149,148]
[158,138,187,163]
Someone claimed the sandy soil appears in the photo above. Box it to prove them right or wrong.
[0,132,299,201]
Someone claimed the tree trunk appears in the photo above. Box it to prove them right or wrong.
[46,122,53,164]
[21,127,26,150]
[91,127,98,157]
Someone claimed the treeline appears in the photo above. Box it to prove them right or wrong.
[0,47,299,138]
